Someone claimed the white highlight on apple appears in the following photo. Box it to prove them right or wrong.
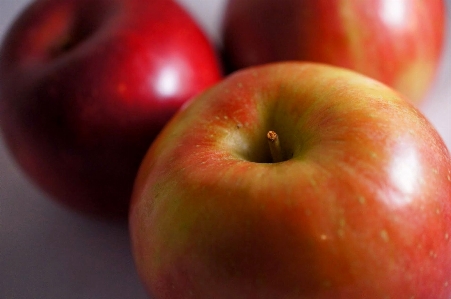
[155,65,180,97]
[388,141,422,206]
[379,0,407,28]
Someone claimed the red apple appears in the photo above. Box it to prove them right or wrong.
[130,62,451,298]
[222,0,445,103]
[0,0,222,219]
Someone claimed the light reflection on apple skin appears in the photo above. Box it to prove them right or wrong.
[379,0,407,28]
[154,64,181,98]
[387,138,422,207]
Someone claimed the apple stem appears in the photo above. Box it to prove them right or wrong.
[267,131,284,163]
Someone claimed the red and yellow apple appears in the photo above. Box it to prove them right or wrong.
[0,0,222,218]
[222,0,446,103]
[130,62,451,298]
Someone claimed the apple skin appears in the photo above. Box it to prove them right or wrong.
[221,0,445,103]
[130,62,451,298]
[0,0,222,218]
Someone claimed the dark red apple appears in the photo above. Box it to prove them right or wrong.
[222,0,445,103]
[0,0,222,219]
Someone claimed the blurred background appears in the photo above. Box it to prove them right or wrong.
[0,0,449,298]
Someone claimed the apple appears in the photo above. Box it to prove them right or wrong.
[221,0,445,103]
[0,0,222,218]
[129,62,451,298]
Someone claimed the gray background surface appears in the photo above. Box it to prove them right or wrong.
[0,0,450,298]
